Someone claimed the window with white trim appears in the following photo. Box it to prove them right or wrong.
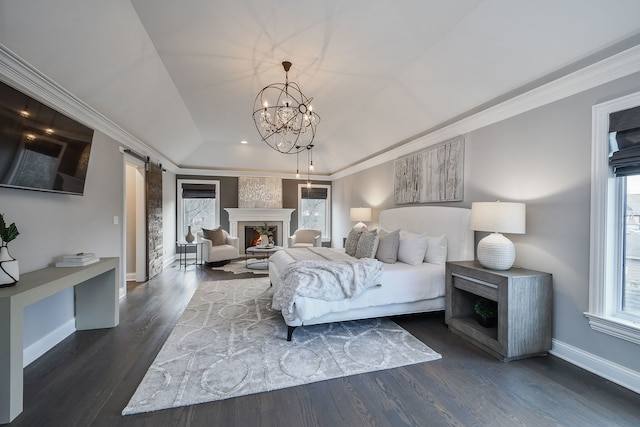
[297,184,331,242]
[177,179,220,241]
[587,92,640,344]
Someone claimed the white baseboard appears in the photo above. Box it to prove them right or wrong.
[126,272,137,281]
[23,318,76,367]
[551,339,640,394]
[163,254,176,269]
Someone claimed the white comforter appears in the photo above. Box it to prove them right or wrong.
[269,248,446,325]
[272,249,383,323]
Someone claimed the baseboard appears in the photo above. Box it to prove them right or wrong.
[551,339,640,394]
[126,272,137,281]
[23,318,76,367]
[163,254,176,269]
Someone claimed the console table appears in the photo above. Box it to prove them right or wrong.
[0,257,120,423]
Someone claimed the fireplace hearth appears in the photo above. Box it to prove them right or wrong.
[244,225,278,250]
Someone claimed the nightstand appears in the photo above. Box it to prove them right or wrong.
[445,260,552,362]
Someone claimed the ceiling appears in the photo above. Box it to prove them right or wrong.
[2,0,640,176]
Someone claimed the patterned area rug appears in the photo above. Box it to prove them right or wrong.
[122,277,441,415]
[210,259,268,275]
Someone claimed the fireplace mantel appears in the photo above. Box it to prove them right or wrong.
[225,208,295,248]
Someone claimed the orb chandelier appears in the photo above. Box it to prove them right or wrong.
[252,61,320,154]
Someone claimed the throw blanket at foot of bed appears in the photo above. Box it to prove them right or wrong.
[272,254,383,326]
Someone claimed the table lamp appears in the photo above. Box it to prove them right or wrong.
[350,207,371,231]
[470,201,526,270]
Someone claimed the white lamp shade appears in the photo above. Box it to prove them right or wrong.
[470,202,525,234]
[350,207,372,222]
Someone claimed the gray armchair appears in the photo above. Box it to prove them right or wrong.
[288,228,322,248]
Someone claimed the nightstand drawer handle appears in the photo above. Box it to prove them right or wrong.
[452,273,498,289]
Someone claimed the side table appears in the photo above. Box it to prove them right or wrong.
[445,260,552,361]
[176,241,204,269]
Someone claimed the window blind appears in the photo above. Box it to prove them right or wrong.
[609,105,640,177]
[301,187,327,199]
[182,183,216,199]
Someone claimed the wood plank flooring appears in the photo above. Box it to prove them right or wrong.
[8,262,640,426]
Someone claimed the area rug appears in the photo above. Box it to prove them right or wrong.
[122,277,441,415]
[210,259,268,275]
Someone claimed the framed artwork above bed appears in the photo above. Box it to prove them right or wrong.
[394,136,464,204]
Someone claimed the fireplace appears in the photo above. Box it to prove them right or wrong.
[244,225,278,250]
[225,208,295,254]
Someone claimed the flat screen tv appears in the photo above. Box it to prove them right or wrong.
[0,80,94,195]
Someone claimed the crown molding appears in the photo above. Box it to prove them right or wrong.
[331,43,640,180]
[0,43,179,174]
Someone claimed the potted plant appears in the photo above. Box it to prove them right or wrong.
[474,297,497,328]
[0,213,20,287]
[253,222,273,246]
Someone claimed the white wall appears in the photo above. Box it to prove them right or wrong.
[332,71,640,381]
[163,169,177,267]
[0,130,124,355]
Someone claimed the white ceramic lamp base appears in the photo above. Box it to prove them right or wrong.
[476,233,515,270]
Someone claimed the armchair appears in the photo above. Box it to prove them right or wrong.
[197,229,239,265]
[288,228,322,248]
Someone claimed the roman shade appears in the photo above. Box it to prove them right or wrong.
[182,183,216,198]
[301,187,327,199]
[609,105,640,177]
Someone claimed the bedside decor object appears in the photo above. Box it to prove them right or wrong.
[474,297,497,327]
[350,207,371,231]
[0,213,19,287]
[470,201,525,270]
[185,226,195,243]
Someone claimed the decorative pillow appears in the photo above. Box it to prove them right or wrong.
[424,234,448,264]
[375,228,400,264]
[345,228,363,257]
[202,227,225,246]
[397,231,428,266]
[355,229,379,259]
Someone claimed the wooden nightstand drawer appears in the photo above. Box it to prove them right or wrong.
[452,273,498,301]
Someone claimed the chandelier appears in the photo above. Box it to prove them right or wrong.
[252,61,320,155]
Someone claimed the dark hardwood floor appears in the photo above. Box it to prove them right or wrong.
[8,262,640,426]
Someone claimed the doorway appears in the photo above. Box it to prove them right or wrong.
[125,159,147,284]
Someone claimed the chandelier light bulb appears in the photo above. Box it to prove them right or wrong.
[296,170,300,179]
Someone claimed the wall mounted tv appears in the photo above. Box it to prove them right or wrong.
[0,80,94,195]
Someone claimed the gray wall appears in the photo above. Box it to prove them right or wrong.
[0,130,124,350]
[332,71,640,375]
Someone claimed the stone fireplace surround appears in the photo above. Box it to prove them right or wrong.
[225,208,295,254]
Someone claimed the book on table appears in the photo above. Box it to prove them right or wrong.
[56,253,99,267]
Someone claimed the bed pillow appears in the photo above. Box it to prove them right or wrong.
[375,228,400,263]
[345,228,363,257]
[424,234,448,264]
[202,227,225,246]
[355,229,379,259]
[397,231,428,266]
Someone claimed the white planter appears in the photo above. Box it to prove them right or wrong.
[0,245,19,287]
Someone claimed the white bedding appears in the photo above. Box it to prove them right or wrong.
[269,248,445,324]
[269,206,474,336]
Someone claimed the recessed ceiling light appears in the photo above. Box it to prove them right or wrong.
[240,140,248,144]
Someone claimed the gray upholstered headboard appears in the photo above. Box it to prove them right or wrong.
[379,206,474,262]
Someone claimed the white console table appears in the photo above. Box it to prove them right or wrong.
[0,257,120,423]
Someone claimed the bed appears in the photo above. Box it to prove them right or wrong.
[269,206,474,340]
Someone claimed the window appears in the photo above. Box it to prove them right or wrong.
[587,92,640,344]
[298,184,331,241]
[177,179,220,240]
